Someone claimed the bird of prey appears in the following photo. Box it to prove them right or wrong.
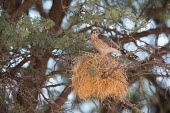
[90,30,138,60]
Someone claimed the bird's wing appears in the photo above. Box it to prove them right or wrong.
[98,34,120,49]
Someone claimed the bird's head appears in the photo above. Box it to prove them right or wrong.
[91,30,100,39]
[91,30,99,35]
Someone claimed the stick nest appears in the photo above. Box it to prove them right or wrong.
[72,53,129,101]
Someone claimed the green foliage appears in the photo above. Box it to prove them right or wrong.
[68,0,148,32]
[0,10,92,55]
[0,12,55,54]
[55,31,91,52]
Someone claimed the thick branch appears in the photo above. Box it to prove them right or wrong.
[121,26,170,44]
[0,57,31,80]
[35,0,49,18]
[11,0,34,21]
[50,70,71,74]
[49,0,72,32]
[45,86,72,113]
[43,83,70,88]
[3,0,22,14]
[17,55,49,113]
[156,43,170,55]
[79,26,94,33]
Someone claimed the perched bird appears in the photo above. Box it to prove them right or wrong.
[90,30,138,60]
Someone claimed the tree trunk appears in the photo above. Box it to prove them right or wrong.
[17,55,49,113]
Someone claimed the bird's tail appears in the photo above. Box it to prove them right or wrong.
[120,49,139,60]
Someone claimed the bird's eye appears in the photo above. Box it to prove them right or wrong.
[91,30,97,34]
[91,31,94,34]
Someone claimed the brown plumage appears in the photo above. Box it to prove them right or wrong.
[90,30,138,59]
[90,30,121,56]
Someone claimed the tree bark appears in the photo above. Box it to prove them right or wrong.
[49,0,72,32]
[11,0,35,21]
[44,86,72,113]
[3,0,22,15]
[16,55,49,113]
